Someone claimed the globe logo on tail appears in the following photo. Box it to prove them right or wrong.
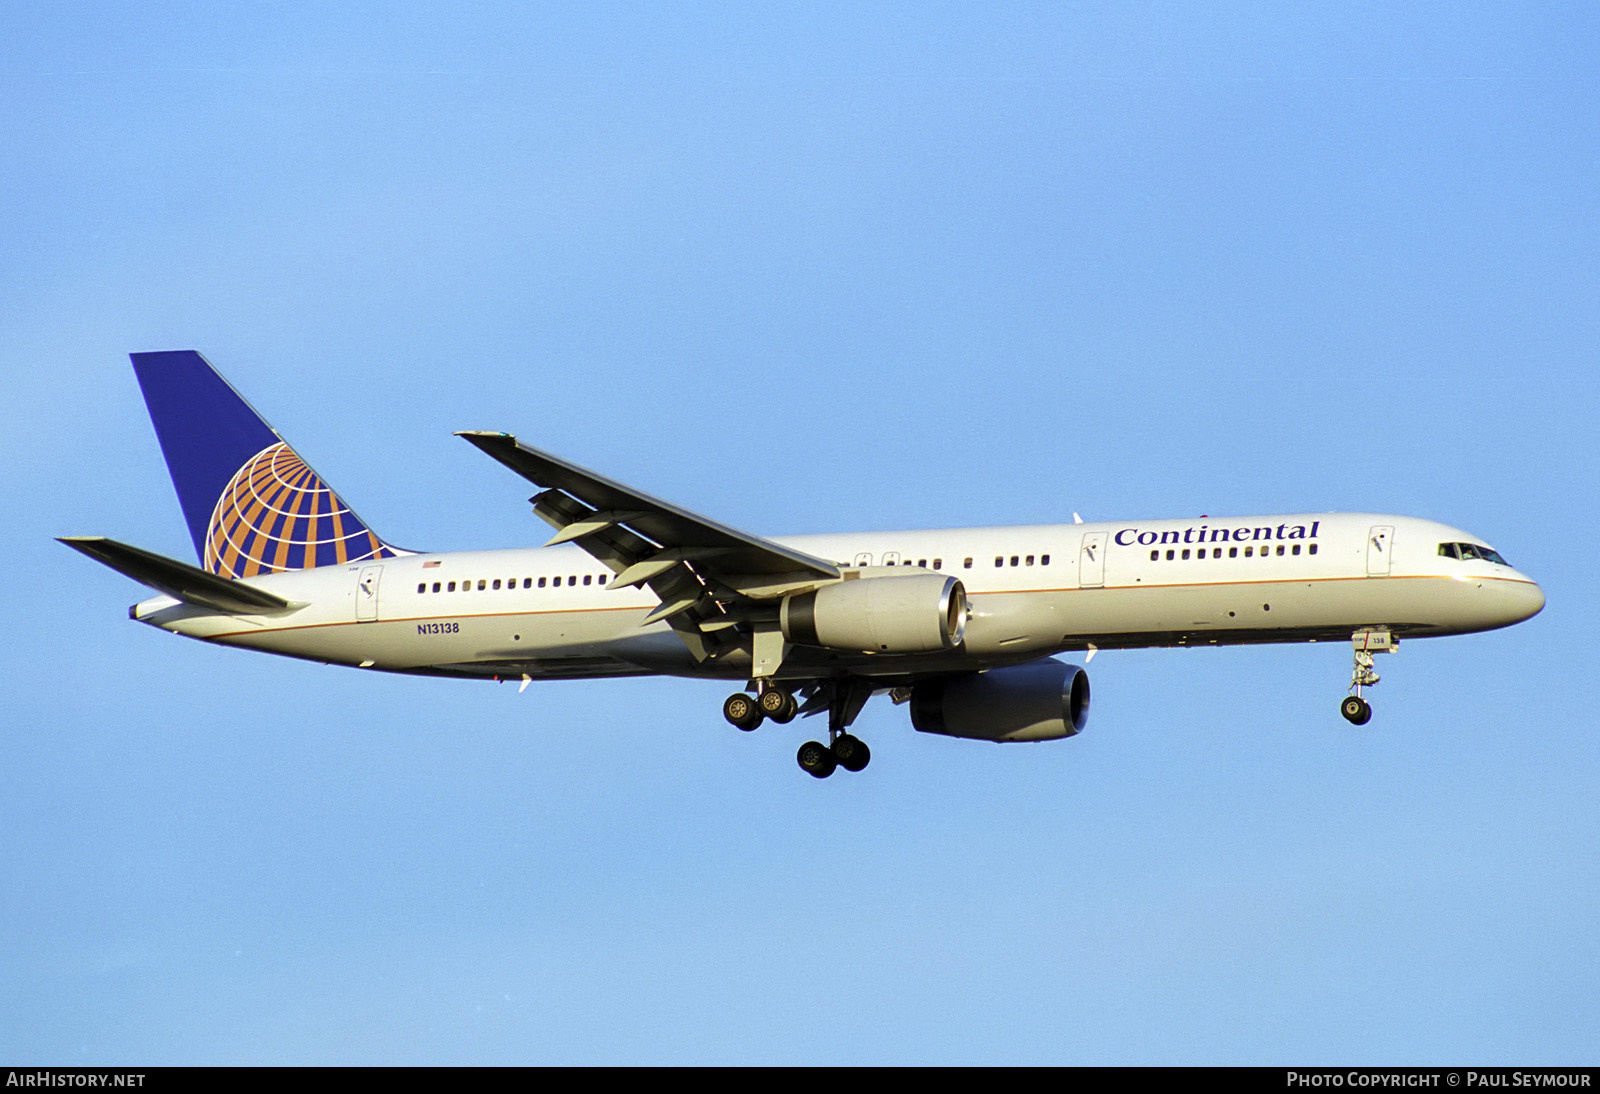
[204,442,395,577]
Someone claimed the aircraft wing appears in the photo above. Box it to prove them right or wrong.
[458,431,841,660]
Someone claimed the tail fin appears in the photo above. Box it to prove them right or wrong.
[130,351,399,578]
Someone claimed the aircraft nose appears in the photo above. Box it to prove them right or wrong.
[1501,576,1545,625]
[1518,578,1546,621]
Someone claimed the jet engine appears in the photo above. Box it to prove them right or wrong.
[780,574,966,653]
[910,659,1090,742]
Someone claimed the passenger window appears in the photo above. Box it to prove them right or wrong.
[493,579,502,590]
[432,582,441,593]
[1166,549,1175,561]
[417,583,426,593]
[1292,544,1301,556]
[478,579,487,591]
[1244,547,1252,558]
[933,559,942,570]
[1041,554,1050,565]
[995,557,1003,568]
[1275,545,1284,557]
[1010,555,1019,567]
[1309,544,1318,556]
[448,581,457,592]
[1229,547,1238,558]
[538,577,547,588]
[1025,555,1034,566]
[1181,549,1190,560]
[963,557,973,569]
[917,558,927,568]
[583,575,592,586]
[1150,550,1159,561]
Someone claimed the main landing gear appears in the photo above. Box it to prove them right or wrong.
[722,678,874,779]
[1341,629,1394,725]
[796,734,870,779]
[721,685,798,730]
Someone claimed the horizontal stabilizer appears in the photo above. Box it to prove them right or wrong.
[57,536,294,614]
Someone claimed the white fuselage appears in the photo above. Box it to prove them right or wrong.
[131,512,1544,683]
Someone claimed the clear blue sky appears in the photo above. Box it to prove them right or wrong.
[3,2,1597,1064]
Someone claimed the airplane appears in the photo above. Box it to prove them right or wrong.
[62,351,1545,778]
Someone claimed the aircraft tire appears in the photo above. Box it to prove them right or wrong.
[797,740,837,778]
[724,693,764,731]
[759,687,791,716]
[765,690,799,724]
[833,734,870,772]
[1340,695,1372,725]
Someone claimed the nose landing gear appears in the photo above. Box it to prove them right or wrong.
[1342,629,1394,725]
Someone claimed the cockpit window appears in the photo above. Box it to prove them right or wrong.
[1439,542,1510,566]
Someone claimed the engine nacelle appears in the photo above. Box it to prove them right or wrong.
[780,574,967,653]
[910,659,1090,742]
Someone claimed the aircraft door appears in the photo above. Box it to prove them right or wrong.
[1366,526,1394,577]
[1079,532,1107,588]
[356,565,383,621]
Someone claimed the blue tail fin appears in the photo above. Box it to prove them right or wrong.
[130,351,399,577]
